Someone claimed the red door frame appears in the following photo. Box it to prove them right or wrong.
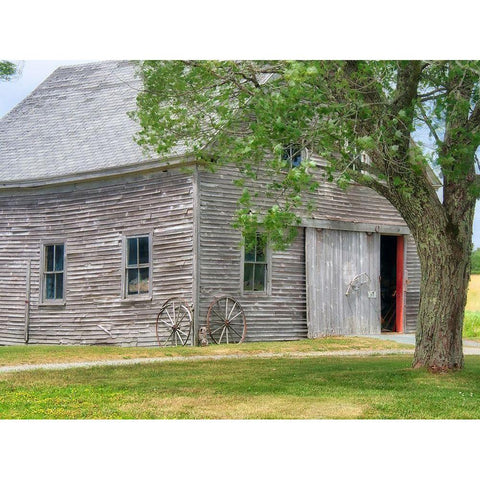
[395,236,405,333]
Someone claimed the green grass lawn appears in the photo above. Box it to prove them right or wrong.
[0,336,411,367]
[3,278,480,420]
[1,354,480,419]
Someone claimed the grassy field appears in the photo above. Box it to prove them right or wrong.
[465,274,480,338]
[1,278,480,420]
[0,336,410,367]
[466,274,480,311]
[1,354,480,419]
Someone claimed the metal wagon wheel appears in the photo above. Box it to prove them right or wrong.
[206,296,247,344]
[156,297,193,347]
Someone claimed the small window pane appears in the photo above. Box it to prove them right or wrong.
[139,267,149,293]
[55,273,63,299]
[127,268,139,294]
[291,152,302,167]
[138,237,149,264]
[46,245,54,271]
[243,263,254,291]
[254,263,266,291]
[245,246,255,262]
[46,273,55,299]
[55,244,64,271]
[127,238,138,266]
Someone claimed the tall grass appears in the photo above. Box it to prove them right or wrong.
[466,275,480,311]
[465,275,480,339]
[464,311,480,338]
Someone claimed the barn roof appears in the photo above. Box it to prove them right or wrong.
[0,60,441,190]
[0,61,188,188]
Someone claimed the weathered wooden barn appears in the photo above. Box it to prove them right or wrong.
[0,61,423,346]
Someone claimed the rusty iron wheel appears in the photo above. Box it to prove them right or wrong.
[206,296,246,344]
[156,297,193,347]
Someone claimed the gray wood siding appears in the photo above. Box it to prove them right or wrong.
[405,235,420,333]
[197,164,420,340]
[0,161,422,345]
[197,169,307,341]
[306,228,381,336]
[0,171,194,346]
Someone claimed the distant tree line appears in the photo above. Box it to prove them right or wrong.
[472,248,480,274]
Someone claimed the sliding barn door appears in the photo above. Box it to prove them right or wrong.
[305,228,381,336]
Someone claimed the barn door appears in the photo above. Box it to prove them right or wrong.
[306,228,381,336]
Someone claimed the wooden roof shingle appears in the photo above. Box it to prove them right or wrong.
[0,60,187,187]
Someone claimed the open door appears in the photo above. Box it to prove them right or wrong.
[380,235,404,332]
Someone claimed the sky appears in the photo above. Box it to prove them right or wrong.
[2,60,480,249]
[0,60,94,116]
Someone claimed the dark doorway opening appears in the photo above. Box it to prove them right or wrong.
[380,235,400,332]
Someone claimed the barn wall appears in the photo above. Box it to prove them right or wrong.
[197,169,307,341]
[196,163,420,341]
[0,170,194,346]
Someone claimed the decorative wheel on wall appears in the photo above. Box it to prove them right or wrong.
[206,296,247,344]
[156,297,193,347]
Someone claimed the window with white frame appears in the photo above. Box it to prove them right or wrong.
[282,144,303,168]
[124,234,151,296]
[243,233,269,293]
[42,243,65,302]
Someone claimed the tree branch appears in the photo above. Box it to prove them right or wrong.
[417,102,443,147]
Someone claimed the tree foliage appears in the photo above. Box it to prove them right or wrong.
[132,60,480,371]
[0,61,18,81]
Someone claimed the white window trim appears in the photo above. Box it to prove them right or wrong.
[121,231,153,301]
[283,144,306,169]
[39,240,67,306]
[240,235,272,296]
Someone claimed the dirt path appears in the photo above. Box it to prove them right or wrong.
[0,348,414,373]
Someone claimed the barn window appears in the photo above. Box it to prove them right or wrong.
[282,144,303,168]
[243,233,269,293]
[124,234,151,297]
[42,243,65,302]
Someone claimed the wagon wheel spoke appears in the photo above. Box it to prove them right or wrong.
[175,309,187,323]
[218,325,227,344]
[176,328,190,338]
[227,324,242,339]
[227,310,243,322]
[210,324,225,335]
[162,329,175,347]
[158,317,174,328]
[165,309,175,326]
[227,301,237,320]
[207,296,247,344]
[211,308,226,323]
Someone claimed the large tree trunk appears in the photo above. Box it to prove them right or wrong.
[411,205,474,371]
[412,241,470,371]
